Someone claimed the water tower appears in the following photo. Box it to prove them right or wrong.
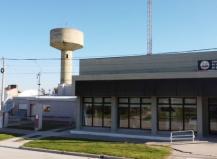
[50,28,84,85]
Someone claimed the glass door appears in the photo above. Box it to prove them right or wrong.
[208,98,217,134]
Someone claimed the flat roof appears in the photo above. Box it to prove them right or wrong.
[79,50,217,76]
[74,71,217,81]
[14,96,77,102]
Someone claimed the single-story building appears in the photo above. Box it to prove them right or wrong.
[74,50,217,137]
[5,96,77,130]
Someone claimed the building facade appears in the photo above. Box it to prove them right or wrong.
[74,51,217,137]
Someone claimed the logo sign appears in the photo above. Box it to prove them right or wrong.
[43,105,51,112]
[198,60,217,70]
[0,68,4,73]
[199,60,211,70]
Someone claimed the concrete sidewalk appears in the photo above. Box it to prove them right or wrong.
[69,130,170,142]
[2,128,217,159]
[0,128,72,148]
[170,150,217,159]
[146,140,217,159]
[0,137,31,148]
[171,141,217,158]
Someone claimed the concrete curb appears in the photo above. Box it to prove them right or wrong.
[21,146,131,159]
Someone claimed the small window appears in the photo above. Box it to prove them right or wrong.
[94,98,103,103]
[119,98,128,103]
[130,98,140,104]
[158,98,169,104]
[142,98,151,103]
[19,104,27,110]
[65,54,69,59]
[104,98,111,103]
[185,98,196,104]
[84,98,92,103]
[118,104,128,108]
[171,98,183,104]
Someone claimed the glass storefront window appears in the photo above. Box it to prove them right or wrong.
[171,98,183,104]
[83,103,92,126]
[210,107,217,133]
[158,98,169,104]
[141,104,151,129]
[142,98,151,103]
[82,97,111,127]
[119,98,128,103]
[130,98,140,104]
[103,104,111,127]
[185,98,196,104]
[209,98,217,134]
[104,98,111,103]
[130,104,140,128]
[93,103,103,127]
[118,97,151,129]
[158,97,197,131]
[171,105,183,131]
[184,105,197,131]
[119,104,129,128]
[94,98,103,103]
[84,98,92,103]
[158,104,170,130]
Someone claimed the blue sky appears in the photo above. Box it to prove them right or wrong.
[0,0,217,91]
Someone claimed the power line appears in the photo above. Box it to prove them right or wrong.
[7,72,79,75]
[3,47,217,61]
[2,47,217,76]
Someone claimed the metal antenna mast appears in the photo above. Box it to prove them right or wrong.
[147,0,152,55]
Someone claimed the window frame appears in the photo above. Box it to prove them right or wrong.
[118,97,151,130]
[82,97,111,128]
[157,97,197,131]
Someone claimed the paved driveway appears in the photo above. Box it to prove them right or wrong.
[0,147,95,159]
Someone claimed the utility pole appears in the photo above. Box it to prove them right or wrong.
[147,0,152,55]
[0,57,5,128]
[0,57,5,111]
[37,72,41,96]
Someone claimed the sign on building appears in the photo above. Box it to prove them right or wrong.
[43,105,51,112]
[198,60,217,71]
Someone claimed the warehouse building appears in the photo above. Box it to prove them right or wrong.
[74,51,217,137]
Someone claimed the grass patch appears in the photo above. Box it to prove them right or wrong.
[0,133,21,141]
[24,137,171,159]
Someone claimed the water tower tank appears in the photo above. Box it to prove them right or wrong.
[50,28,84,84]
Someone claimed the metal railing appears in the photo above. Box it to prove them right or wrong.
[170,130,195,143]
